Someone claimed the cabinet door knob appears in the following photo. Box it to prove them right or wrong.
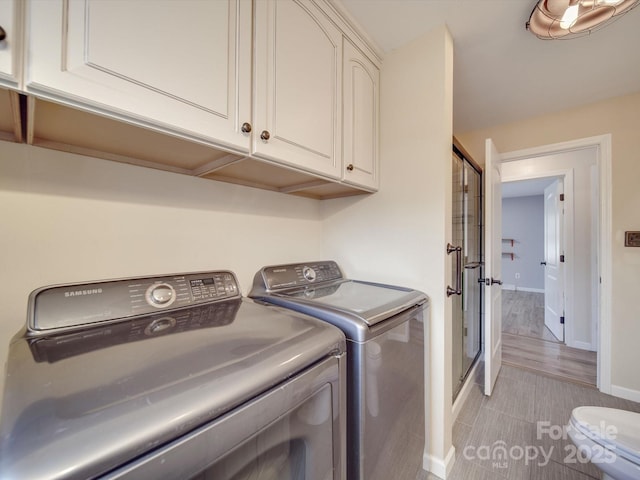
[260,130,270,141]
[241,122,252,133]
[0,26,6,42]
[346,163,354,172]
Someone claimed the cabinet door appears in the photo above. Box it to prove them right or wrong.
[254,0,342,179]
[0,0,22,89]
[26,0,252,152]
[342,40,379,190]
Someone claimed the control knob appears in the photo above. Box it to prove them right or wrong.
[146,283,176,308]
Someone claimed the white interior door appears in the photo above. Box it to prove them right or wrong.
[543,180,565,342]
[484,138,503,396]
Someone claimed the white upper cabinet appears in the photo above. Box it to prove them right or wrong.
[253,0,342,179]
[0,0,23,89]
[23,0,379,195]
[25,0,252,152]
[342,39,379,190]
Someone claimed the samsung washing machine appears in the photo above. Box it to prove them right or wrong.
[250,261,429,480]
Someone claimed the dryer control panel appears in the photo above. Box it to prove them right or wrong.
[28,271,240,334]
[259,261,343,291]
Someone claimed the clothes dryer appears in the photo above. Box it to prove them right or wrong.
[0,270,346,480]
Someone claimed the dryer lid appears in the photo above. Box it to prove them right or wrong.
[0,297,345,480]
[571,406,640,464]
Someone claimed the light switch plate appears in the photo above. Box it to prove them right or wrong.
[624,231,640,247]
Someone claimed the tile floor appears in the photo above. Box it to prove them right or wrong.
[421,364,640,479]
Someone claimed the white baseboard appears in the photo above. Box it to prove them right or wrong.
[569,340,596,352]
[423,445,456,479]
[502,284,544,293]
[610,384,640,403]
[516,286,544,293]
[452,361,481,422]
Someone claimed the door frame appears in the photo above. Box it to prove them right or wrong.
[497,134,611,393]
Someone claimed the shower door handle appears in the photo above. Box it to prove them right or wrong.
[446,243,462,297]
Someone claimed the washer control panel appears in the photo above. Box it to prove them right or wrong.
[260,261,343,291]
[29,271,241,334]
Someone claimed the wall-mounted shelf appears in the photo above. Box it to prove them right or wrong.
[502,239,515,260]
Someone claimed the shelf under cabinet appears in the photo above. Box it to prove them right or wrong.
[23,96,373,200]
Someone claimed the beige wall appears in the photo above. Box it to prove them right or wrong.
[0,141,324,402]
[457,91,640,398]
[322,26,455,477]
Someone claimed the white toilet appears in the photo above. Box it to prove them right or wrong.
[568,406,640,480]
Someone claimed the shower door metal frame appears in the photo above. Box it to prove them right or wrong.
[452,141,483,400]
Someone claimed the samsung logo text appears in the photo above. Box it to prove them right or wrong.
[65,288,103,297]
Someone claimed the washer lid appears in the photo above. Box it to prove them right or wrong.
[571,406,640,464]
[279,280,426,326]
[0,299,345,480]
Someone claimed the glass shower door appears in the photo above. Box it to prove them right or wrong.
[452,147,482,400]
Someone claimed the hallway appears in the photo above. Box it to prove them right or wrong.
[501,290,596,386]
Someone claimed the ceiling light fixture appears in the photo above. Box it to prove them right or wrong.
[527,0,640,39]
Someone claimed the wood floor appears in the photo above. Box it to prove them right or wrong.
[502,290,559,343]
[503,333,597,387]
[501,290,597,387]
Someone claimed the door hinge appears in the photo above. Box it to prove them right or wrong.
[560,193,565,201]
[560,254,565,263]
[560,316,565,324]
